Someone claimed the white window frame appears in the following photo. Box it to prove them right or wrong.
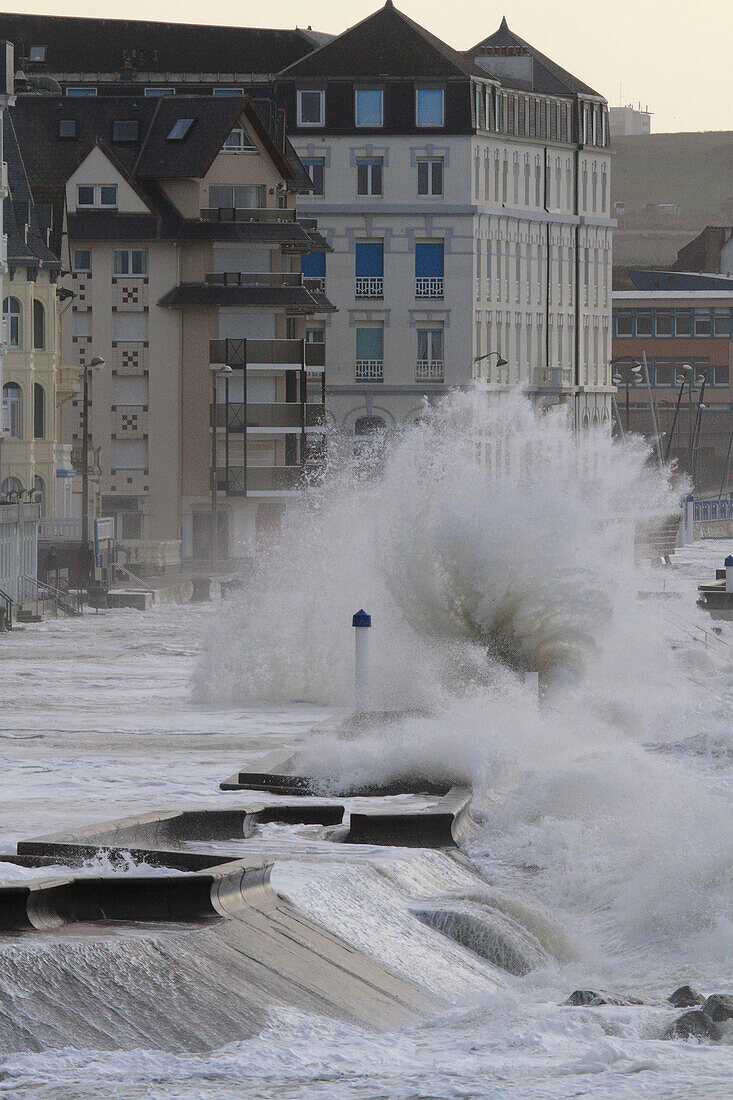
[297,89,325,128]
[417,157,443,197]
[76,184,118,208]
[73,249,92,272]
[221,127,256,153]
[113,249,148,277]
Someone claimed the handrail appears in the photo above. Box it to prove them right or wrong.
[0,585,12,629]
[114,560,154,592]
[19,574,82,616]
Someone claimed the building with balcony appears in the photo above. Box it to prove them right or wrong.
[12,92,332,563]
[279,2,614,433]
[612,287,733,490]
[0,112,76,517]
[0,41,15,483]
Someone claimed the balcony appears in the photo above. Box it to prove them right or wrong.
[415,277,444,299]
[200,207,297,223]
[355,359,384,383]
[531,367,574,392]
[217,465,305,495]
[212,402,326,431]
[355,276,383,300]
[415,359,444,383]
[210,338,325,371]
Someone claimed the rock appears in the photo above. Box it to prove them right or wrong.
[669,985,705,1008]
[564,989,643,1007]
[704,994,733,1022]
[663,1009,720,1042]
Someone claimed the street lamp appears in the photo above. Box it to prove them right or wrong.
[81,355,104,601]
[610,359,641,432]
[664,363,692,463]
[210,363,233,571]
[473,350,508,383]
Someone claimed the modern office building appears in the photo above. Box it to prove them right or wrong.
[280,3,614,432]
[12,93,332,565]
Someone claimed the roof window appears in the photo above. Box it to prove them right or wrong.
[29,45,47,63]
[58,119,76,139]
[112,120,139,142]
[167,117,195,140]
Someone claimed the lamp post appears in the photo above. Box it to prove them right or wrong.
[473,350,509,384]
[81,356,104,600]
[610,358,641,432]
[210,363,233,571]
[664,364,691,463]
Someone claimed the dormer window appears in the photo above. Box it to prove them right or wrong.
[355,88,383,128]
[297,89,324,127]
[221,128,255,153]
[416,87,444,127]
[112,120,139,142]
[29,45,47,63]
[76,184,117,208]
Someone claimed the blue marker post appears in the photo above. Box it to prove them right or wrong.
[352,609,372,711]
[726,555,733,594]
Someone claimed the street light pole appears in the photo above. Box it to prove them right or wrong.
[81,356,104,600]
[210,363,233,571]
[473,350,508,383]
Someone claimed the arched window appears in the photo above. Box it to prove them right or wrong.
[2,382,21,438]
[1,476,22,500]
[33,383,45,439]
[33,475,44,505]
[354,416,386,437]
[33,300,45,350]
[3,297,21,348]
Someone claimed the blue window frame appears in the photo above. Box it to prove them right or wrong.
[415,242,444,277]
[355,242,384,277]
[301,252,325,278]
[416,87,444,127]
[355,88,383,127]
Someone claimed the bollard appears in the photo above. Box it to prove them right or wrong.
[352,609,372,711]
[726,556,733,594]
[684,494,695,547]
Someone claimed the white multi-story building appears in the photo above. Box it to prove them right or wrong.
[279,3,614,434]
[0,42,15,452]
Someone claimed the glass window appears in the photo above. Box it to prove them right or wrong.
[113,250,148,276]
[302,158,325,196]
[716,362,730,385]
[33,301,45,350]
[33,475,44,505]
[29,45,47,62]
[417,328,443,361]
[58,119,76,139]
[615,310,633,336]
[208,184,264,209]
[167,118,194,140]
[417,157,443,196]
[2,382,21,439]
[73,250,91,271]
[655,309,674,336]
[416,88,444,127]
[67,87,96,97]
[213,88,241,97]
[222,128,255,152]
[100,185,117,206]
[355,88,383,127]
[355,327,383,359]
[676,309,693,336]
[1,477,22,499]
[356,157,383,197]
[693,310,711,336]
[144,88,170,97]
[77,185,95,206]
[635,311,653,336]
[654,358,673,386]
[297,89,324,127]
[112,120,139,142]
[3,297,21,347]
[33,383,45,439]
[714,309,731,336]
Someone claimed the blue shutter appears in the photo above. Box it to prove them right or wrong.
[355,242,384,277]
[356,327,383,359]
[301,251,326,278]
[415,242,444,277]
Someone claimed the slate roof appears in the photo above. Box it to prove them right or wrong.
[10,94,321,254]
[3,113,60,271]
[0,13,328,76]
[158,283,334,311]
[279,0,488,81]
[468,17,601,98]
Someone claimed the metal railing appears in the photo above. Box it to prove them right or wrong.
[355,276,383,299]
[0,585,12,630]
[415,277,444,299]
[693,496,733,522]
[114,560,154,592]
[355,359,384,382]
[199,207,297,223]
[19,574,82,617]
[415,359,444,382]
[205,272,304,288]
[532,367,573,390]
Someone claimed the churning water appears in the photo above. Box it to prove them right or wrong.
[6,388,733,1096]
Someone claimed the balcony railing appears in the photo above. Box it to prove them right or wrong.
[355,276,383,299]
[210,338,325,370]
[212,402,326,430]
[415,277,444,299]
[200,207,297,223]
[303,276,325,292]
[355,359,384,382]
[217,466,305,495]
[415,359,444,383]
[205,272,303,288]
[532,367,573,391]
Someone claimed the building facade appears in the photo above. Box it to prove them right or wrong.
[279,3,614,433]
[612,288,733,491]
[13,93,331,564]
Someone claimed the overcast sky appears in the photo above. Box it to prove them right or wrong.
[7,0,731,134]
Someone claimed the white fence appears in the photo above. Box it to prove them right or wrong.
[0,504,39,603]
